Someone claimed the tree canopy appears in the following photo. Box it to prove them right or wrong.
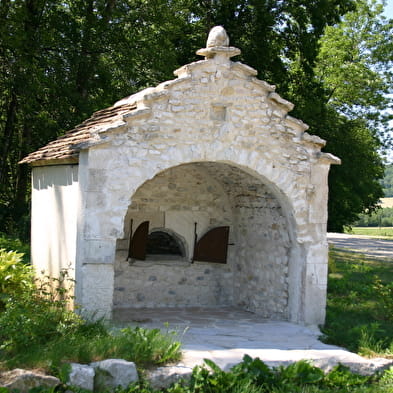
[382,164,393,197]
[0,0,392,237]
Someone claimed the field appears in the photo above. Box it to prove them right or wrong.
[381,197,393,208]
[348,227,393,238]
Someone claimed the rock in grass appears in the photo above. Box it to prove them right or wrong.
[0,369,60,393]
[68,363,95,391]
[146,366,193,389]
[91,359,138,391]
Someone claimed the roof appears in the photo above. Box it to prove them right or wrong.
[19,102,137,165]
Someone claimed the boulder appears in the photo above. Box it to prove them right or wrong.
[91,359,138,391]
[146,366,193,390]
[0,369,60,393]
[68,363,95,391]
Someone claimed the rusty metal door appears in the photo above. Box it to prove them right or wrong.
[128,220,149,260]
[193,226,230,263]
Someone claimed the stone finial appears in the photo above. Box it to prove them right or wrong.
[196,26,241,59]
[207,26,229,47]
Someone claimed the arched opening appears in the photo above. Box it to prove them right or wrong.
[114,161,293,319]
[146,230,185,258]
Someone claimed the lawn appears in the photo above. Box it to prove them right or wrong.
[346,226,393,238]
[322,248,393,357]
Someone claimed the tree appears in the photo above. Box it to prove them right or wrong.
[381,164,393,197]
[0,0,187,238]
[312,0,392,230]
[315,0,393,148]
[1,0,390,237]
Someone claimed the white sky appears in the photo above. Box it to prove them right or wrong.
[384,0,393,18]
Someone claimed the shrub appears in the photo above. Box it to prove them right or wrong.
[0,234,30,261]
[0,248,34,310]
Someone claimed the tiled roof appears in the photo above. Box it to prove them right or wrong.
[20,102,137,165]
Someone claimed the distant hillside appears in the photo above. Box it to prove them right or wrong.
[382,164,393,197]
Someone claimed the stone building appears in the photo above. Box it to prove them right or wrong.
[20,27,340,325]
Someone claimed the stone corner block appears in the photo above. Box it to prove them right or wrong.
[91,359,139,391]
[68,363,95,391]
[146,366,193,390]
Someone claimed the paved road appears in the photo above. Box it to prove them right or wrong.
[327,233,393,260]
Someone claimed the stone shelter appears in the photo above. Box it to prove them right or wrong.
[20,26,340,326]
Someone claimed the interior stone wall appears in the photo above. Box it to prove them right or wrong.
[197,163,290,318]
[114,162,290,317]
[113,164,234,308]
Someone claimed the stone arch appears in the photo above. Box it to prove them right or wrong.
[113,160,301,320]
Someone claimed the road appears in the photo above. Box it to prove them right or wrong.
[327,233,393,260]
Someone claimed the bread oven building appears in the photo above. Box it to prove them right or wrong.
[21,27,340,325]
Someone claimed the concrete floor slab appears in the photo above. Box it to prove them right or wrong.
[113,307,392,374]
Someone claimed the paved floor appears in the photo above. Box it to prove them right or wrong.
[327,233,393,260]
[113,307,392,374]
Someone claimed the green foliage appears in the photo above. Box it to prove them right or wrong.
[0,248,33,310]
[322,113,384,232]
[113,326,181,366]
[0,269,181,370]
[0,0,385,238]
[0,0,390,235]
[0,270,82,354]
[322,248,393,356]
[0,233,30,260]
[382,164,393,197]
[118,356,392,393]
[355,207,393,227]
[310,0,393,231]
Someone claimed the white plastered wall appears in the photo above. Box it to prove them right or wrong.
[31,165,79,283]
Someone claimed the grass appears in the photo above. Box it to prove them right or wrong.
[322,248,393,357]
[0,253,181,373]
[0,324,181,371]
[346,226,393,238]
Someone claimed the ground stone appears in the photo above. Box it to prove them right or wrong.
[0,369,60,393]
[68,363,95,391]
[146,366,193,390]
[91,359,138,391]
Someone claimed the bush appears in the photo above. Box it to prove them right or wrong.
[0,248,34,310]
[0,234,30,262]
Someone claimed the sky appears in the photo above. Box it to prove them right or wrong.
[384,0,393,18]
